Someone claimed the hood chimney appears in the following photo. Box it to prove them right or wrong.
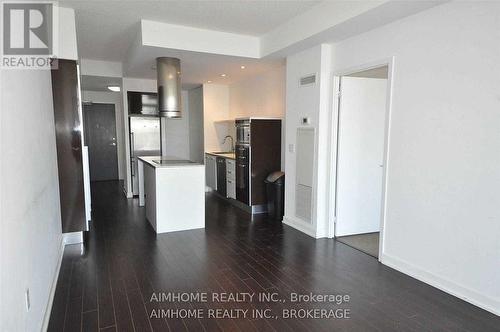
[156,57,181,157]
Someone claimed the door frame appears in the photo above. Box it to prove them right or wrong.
[83,102,119,182]
[328,57,395,261]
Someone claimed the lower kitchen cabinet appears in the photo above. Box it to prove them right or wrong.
[226,159,236,199]
[205,153,236,199]
[205,154,217,190]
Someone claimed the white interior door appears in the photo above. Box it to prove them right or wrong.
[336,76,387,237]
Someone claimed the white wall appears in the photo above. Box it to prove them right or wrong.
[79,59,123,77]
[188,87,205,163]
[284,44,332,238]
[0,70,63,331]
[0,6,79,330]
[329,1,500,315]
[163,91,190,160]
[201,68,286,158]
[202,84,231,152]
[57,7,78,60]
[82,90,126,180]
[228,66,286,168]
[228,66,285,119]
[141,19,260,58]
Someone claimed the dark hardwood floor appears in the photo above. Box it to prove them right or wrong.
[48,181,499,332]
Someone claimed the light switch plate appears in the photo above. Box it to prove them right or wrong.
[288,144,294,153]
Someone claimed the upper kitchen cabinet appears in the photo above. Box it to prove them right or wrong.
[128,91,158,115]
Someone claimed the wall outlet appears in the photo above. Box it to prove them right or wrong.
[25,288,30,311]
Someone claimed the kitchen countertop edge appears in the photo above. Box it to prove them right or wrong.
[138,156,204,169]
[205,152,236,160]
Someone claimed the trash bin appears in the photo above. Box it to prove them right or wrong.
[265,171,285,221]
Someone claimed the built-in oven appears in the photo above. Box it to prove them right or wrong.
[235,119,250,145]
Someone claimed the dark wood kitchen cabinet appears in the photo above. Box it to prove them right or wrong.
[216,157,227,197]
[250,119,281,206]
[235,118,281,213]
[51,59,88,233]
[127,91,158,115]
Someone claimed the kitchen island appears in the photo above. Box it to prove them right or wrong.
[137,156,205,233]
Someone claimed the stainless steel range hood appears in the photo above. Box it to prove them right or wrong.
[157,57,181,118]
[156,57,182,156]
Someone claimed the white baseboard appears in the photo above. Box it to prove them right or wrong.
[381,253,500,316]
[41,237,65,331]
[63,231,83,245]
[282,215,317,238]
[122,185,133,198]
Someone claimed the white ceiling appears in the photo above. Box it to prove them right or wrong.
[126,45,284,89]
[69,1,443,91]
[60,0,320,61]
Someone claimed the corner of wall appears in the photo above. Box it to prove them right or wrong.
[282,216,317,238]
[313,43,334,239]
[284,43,334,239]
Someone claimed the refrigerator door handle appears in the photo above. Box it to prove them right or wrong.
[130,131,136,177]
[130,132,135,158]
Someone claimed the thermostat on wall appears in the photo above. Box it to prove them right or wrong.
[301,117,310,125]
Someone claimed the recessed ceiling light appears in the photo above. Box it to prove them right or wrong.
[107,86,120,92]
[207,80,212,83]
[240,65,245,69]
[220,74,226,77]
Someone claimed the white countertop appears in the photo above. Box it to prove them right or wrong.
[138,156,204,168]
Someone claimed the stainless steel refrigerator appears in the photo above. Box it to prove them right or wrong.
[130,116,160,195]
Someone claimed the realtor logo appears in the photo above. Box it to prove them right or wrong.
[3,2,53,54]
[2,2,57,68]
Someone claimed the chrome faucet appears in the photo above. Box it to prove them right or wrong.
[223,135,234,152]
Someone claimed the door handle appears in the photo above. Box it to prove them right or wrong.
[130,133,135,158]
